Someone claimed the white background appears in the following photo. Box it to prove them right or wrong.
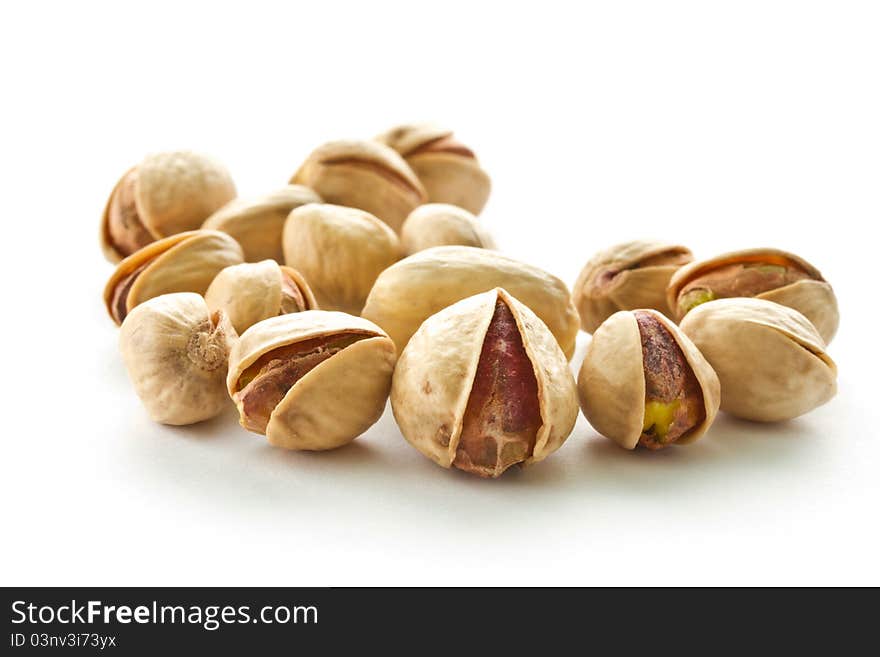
[1,1,878,586]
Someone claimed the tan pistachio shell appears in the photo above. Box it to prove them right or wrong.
[573,240,693,333]
[103,230,244,325]
[204,260,317,335]
[679,298,837,422]
[399,203,495,255]
[361,246,580,359]
[290,140,426,233]
[282,204,400,315]
[577,309,720,449]
[119,293,236,425]
[667,247,839,343]
[227,312,396,450]
[391,288,578,473]
[101,151,237,262]
[201,185,321,263]
[376,124,491,215]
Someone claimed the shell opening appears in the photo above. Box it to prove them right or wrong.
[407,135,476,159]
[279,271,308,314]
[106,168,153,258]
[595,249,691,290]
[110,260,152,324]
[319,157,423,198]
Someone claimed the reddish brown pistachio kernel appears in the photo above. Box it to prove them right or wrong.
[279,272,307,314]
[408,135,476,159]
[107,169,153,258]
[320,157,422,196]
[110,261,150,324]
[454,300,542,477]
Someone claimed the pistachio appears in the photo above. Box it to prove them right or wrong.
[399,203,495,255]
[290,140,426,233]
[391,288,578,477]
[101,151,236,262]
[679,298,837,422]
[668,248,839,343]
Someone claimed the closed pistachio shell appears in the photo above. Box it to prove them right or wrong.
[104,230,244,325]
[667,247,839,343]
[227,312,396,450]
[572,240,693,333]
[201,185,321,263]
[205,260,317,335]
[290,140,426,233]
[399,203,494,255]
[391,288,578,477]
[679,298,837,422]
[283,204,400,315]
[101,151,236,262]
[119,293,236,425]
[361,245,580,359]
[577,310,720,450]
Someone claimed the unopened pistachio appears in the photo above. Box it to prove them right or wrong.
[399,203,494,255]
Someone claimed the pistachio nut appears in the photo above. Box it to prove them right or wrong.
[290,140,426,233]
[361,245,580,359]
[119,293,237,425]
[668,248,839,343]
[103,230,244,326]
[577,309,720,450]
[399,203,495,255]
[101,151,236,262]
[282,204,400,315]
[679,298,837,422]
[201,185,321,263]
[205,260,317,335]
[572,240,693,333]
[376,124,491,215]
[391,288,578,477]
[227,312,396,450]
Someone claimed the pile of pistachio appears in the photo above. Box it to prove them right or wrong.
[100,124,839,478]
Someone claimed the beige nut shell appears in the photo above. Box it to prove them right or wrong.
[104,230,244,325]
[573,240,693,333]
[290,140,426,234]
[361,245,580,359]
[391,288,578,470]
[101,151,237,262]
[679,298,837,422]
[400,203,495,255]
[119,293,236,425]
[577,309,720,449]
[283,204,400,315]
[201,185,321,263]
[227,312,396,450]
[204,260,317,335]
[667,247,839,343]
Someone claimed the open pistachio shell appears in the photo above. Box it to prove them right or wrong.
[391,288,578,477]
[119,293,236,425]
[361,245,580,359]
[205,260,317,335]
[399,203,495,255]
[290,140,426,234]
[101,151,236,262]
[573,240,693,333]
[282,204,400,315]
[577,309,720,450]
[227,312,396,450]
[679,298,837,422]
[376,124,491,215]
[667,247,839,343]
[103,230,244,326]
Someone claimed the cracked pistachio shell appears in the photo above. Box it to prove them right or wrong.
[577,310,720,449]
[667,247,839,343]
[205,260,317,335]
[376,124,491,215]
[101,151,237,262]
[290,140,426,233]
[201,185,321,263]
[391,288,578,476]
[679,298,837,422]
[282,204,400,315]
[573,240,693,333]
[361,246,580,359]
[227,312,396,450]
[400,203,495,255]
[119,293,237,425]
[104,230,244,326]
